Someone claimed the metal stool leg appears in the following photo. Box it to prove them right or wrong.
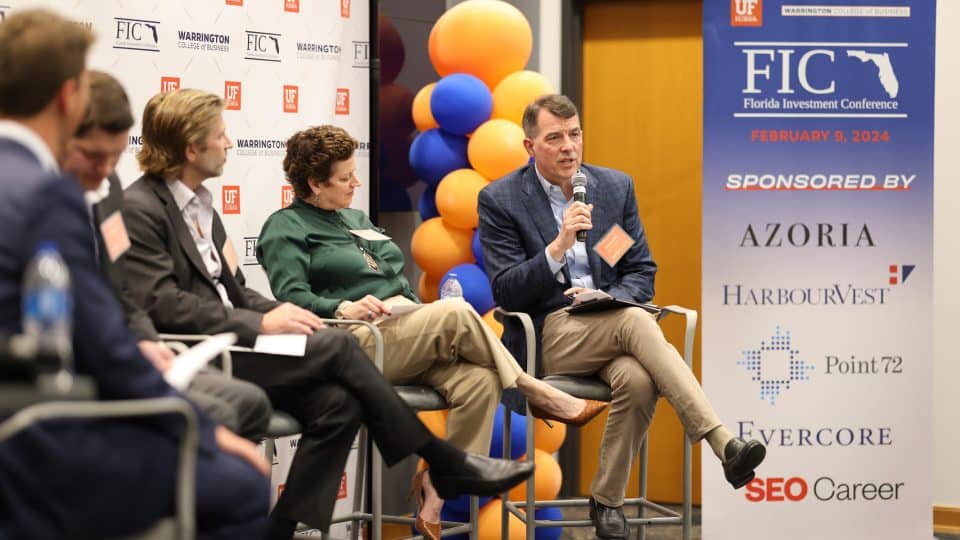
[637,437,648,540]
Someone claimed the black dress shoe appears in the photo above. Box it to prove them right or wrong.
[430,453,534,500]
[588,497,628,540]
[723,437,766,489]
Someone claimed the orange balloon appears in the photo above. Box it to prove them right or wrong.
[411,217,474,277]
[492,70,555,126]
[436,168,489,230]
[418,272,442,303]
[429,0,533,89]
[417,410,448,439]
[507,450,562,502]
[481,309,503,339]
[477,498,526,540]
[468,119,529,181]
[533,418,566,454]
[412,82,439,132]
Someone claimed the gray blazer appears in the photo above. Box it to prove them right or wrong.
[123,173,281,346]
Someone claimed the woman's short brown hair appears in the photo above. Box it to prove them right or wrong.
[137,89,224,179]
[283,125,359,200]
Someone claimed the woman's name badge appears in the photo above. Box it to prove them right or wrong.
[350,229,391,241]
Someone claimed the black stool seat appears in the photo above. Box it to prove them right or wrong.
[394,385,447,412]
[542,375,613,402]
[267,411,302,438]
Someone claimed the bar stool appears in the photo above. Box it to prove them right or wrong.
[496,305,697,540]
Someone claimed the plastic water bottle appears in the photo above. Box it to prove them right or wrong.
[22,242,74,390]
[439,273,463,300]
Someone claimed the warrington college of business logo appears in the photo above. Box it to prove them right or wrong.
[114,17,160,52]
[737,325,814,405]
[177,29,230,53]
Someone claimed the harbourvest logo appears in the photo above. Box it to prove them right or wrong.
[245,30,281,62]
[285,0,299,13]
[114,17,160,52]
[352,41,370,68]
[731,0,762,26]
[160,76,180,93]
[295,41,340,61]
[340,0,351,18]
[222,185,241,215]
[283,85,299,113]
[282,185,295,207]
[225,81,242,110]
[335,88,350,115]
[888,264,914,285]
[234,138,286,157]
[737,42,904,118]
[177,30,230,53]
[739,222,874,247]
[722,284,891,306]
[737,325,814,405]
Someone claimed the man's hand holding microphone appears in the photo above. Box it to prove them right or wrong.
[547,171,592,262]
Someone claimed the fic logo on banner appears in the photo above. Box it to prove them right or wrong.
[731,0,762,26]
[222,186,240,214]
[225,81,242,110]
[161,76,180,93]
[282,185,295,208]
[114,17,161,52]
[336,88,350,115]
[283,85,299,113]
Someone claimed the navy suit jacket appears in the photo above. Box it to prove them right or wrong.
[477,163,657,371]
[0,138,216,537]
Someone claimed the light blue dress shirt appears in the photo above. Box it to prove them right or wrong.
[535,166,595,290]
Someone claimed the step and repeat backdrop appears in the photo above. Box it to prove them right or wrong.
[702,1,934,539]
[1,1,370,535]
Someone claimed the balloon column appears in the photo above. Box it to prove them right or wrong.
[404,1,562,535]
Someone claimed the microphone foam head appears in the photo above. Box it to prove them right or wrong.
[572,172,587,191]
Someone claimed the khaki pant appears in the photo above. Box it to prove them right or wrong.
[541,306,721,506]
[350,299,525,455]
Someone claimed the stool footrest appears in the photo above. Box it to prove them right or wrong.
[503,497,683,528]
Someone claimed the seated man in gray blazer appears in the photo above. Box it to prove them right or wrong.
[63,69,272,440]
[121,87,533,540]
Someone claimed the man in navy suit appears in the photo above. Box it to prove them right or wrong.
[0,9,270,539]
[478,94,766,539]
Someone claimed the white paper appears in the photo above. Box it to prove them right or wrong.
[349,228,391,241]
[572,289,612,304]
[164,333,237,391]
[378,303,423,321]
[253,334,308,356]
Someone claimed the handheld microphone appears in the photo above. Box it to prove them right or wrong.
[572,172,587,243]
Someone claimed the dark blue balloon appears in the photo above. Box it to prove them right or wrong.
[471,229,484,271]
[441,263,494,314]
[488,404,527,459]
[430,73,493,135]
[418,185,439,220]
[409,129,470,187]
[534,507,564,540]
[378,180,412,211]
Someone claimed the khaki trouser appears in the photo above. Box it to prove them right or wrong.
[541,306,721,506]
[350,299,524,456]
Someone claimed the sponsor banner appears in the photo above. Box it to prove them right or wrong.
[702,1,933,539]
[15,1,371,536]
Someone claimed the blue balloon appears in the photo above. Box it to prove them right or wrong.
[418,185,439,220]
[430,74,493,135]
[489,404,527,459]
[409,129,470,187]
[471,229,484,271]
[378,180,411,211]
[534,507,564,540]
[441,263,494,314]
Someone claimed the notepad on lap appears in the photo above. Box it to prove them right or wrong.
[164,333,238,391]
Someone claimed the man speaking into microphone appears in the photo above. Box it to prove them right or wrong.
[478,94,764,540]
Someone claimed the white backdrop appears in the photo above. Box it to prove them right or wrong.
[1,1,371,535]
